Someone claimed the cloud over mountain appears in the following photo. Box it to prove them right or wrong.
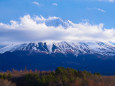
[0,15,115,44]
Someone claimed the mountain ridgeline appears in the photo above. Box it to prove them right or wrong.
[1,41,115,56]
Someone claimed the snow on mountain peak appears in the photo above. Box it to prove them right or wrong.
[0,41,115,56]
[35,16,73,28]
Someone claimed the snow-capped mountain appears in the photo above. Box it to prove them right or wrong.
[0,41,115,56]
[36,16,73,28]
[45,18,72,28]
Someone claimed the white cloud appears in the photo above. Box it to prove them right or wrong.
[32,1,40,6]
[108,0,115,2]
[0,15,115,44]
[98,0,115,2]
[88,8,105,13]
[96,8,105,12]
[52,3,58,6]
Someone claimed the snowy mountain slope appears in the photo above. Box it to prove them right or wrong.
[45,18,72,28]
[36,17,73,28]
[0,41,115,56]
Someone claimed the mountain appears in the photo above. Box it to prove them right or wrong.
[36,17,73,28]
[0,41,115,57]
[0,41,115,75]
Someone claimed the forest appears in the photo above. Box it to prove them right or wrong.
[0,67,114,86]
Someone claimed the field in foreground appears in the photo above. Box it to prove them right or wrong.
[0,67,115,86]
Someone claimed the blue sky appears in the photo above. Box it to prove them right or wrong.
[0,0,115,28]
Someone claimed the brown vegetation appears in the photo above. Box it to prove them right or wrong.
[0,67,114,86]
[0,79,16,86]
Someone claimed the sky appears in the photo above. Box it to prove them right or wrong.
[0,0,115,44]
